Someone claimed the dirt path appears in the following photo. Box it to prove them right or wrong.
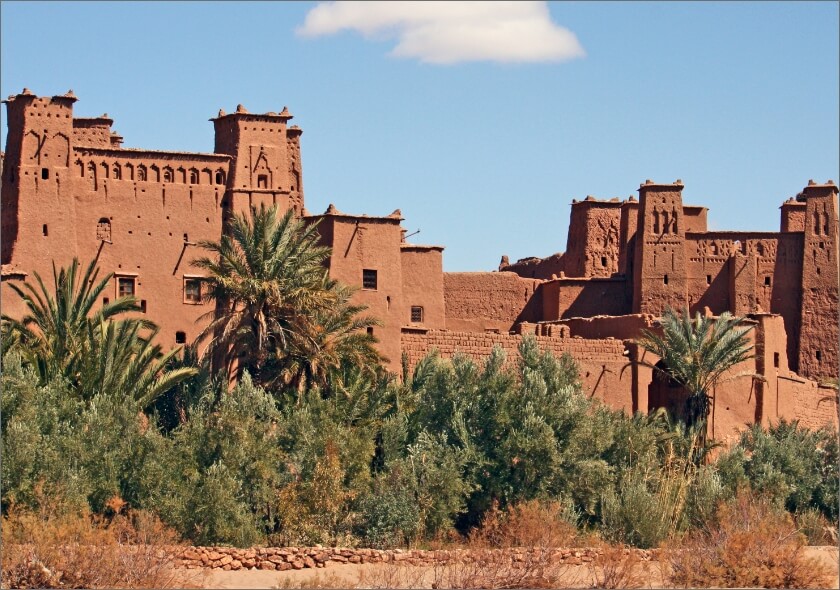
[177,546,839,589]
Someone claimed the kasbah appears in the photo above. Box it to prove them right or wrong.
[2,88,837,441]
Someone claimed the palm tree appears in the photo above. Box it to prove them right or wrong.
[192,205,337,384]
[2,259,149,385]
[3,258,195,409]
[79,320,198,409]
[270,280,385,398]
[637,308,754,456]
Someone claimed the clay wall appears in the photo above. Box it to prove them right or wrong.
[501,252,566,279]
[547,314,655,340]
[540,277,629,320]
[312,211,405,369]
[443,272,541,333]
[564,199,623,278]
[400,245,446,331]
[682,206,708,233]
[797,184,839,382]
[783,379,839,430]
[632,181,689,315]
[401,330,638,412]
[72,117,113,148]
[780,200,806,233]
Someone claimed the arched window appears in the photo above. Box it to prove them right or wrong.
[189,168,199,184]
[101,162,109,179]
[137,165,147,181]
[124,163,134,180]
[163,167,174,183]
[112,163,121,180]
[215,170,226,185]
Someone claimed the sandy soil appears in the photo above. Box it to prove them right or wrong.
[176,546,839,589]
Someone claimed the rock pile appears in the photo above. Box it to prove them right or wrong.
[172,546,657,571]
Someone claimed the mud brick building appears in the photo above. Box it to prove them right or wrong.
[2,89,837,438]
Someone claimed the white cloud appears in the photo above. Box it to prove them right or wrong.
[297,1,585,65]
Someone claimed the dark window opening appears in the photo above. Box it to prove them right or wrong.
[183,233,189,242]
[601,256,607,267]
[257,174,268,189]
[362,269,378,290]
[706,275,712,285]
[140,299,147,313]
[820,241,825,249]
[41,168,49,180]
[96,218,111,242]
[42,224,48,236]
[366,327,374,336]
[184,279,202,303]
[773,352,780,368]
[764,276,771,286]
[816,350,822,362]
[190,170,199,184]
[215,171,225,185]
[175,331,187,344]
[816,267,821,275]
[117,277,135,298]
[411,306,424,323]
[663,274,669,285]
[103,297,110,306]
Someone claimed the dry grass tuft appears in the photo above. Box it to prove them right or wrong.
[665,492,834,589]
[586,543,648,589]
[1,500,181,589]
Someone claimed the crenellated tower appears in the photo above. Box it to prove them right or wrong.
[632,180,688,314]
[212,104,304,219]
[2,89,79,265]
[797,180,839,381]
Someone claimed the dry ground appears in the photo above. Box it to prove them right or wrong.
[176,546,839,589]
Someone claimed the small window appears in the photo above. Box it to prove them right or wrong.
[764,276,771,286]
[411,306,424,323]
[773,352,780,368]
[140,299,147,313]
[215,171,225,185]
[366,327,374,336]
[175,331,187,344]
[601,256,607,267]
[103,297,110,306]
[257,174,268,189]
[42,224,48,236]
[41,168,49,180]
[706,275,712,285]
[184,278,202,303]
[183,233,189,242]
[117,276,136,298]
[663,274,669,285]
[189,169,199,184]
[362,269,378,290]
[816,350,822,362]
[96,218,112,242]
[163,168,173,183]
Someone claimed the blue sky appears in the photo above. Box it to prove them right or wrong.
[2,1,837,271]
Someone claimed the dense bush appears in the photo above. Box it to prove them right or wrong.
[3,336,837,550]
[716,420,839,521]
